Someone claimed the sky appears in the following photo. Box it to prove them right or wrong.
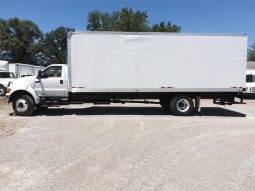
[0,0,254,46]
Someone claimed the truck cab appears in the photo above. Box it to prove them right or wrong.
[5,64,68,115]
[34,64,68,97]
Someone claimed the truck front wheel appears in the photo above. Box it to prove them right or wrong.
[12,95,35,116]
[170,95,194,116]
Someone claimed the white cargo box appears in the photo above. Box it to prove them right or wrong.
[0,60,9,71]
[33,65,45,75]
[68,32,247,92]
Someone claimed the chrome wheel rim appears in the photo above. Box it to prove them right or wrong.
[176,99,190,112]
[16,98,28,112]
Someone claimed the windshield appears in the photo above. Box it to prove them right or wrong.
[246,75,254,83]
[0,72,15,78]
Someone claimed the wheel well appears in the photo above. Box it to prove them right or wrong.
[9,90,35,103]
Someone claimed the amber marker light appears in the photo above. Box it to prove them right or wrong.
[5,88,11,93]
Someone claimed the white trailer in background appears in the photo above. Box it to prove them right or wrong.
[0,60,9,71]
[6,32,247,116]
[0,61,14,95]
[245,69,255,97]
[34,66,45,75]
[9,63,44,78]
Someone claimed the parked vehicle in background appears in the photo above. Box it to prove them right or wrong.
[0,62,44,96]
[244,69,255,97]
[5,32,247,116]
[0,60,13,95]
[0,71,16,95]
[0,60,9,71]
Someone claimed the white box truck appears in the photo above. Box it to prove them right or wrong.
[5,32,247,116]
[0,60,9,71]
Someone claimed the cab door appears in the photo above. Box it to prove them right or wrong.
[34,65,68,97]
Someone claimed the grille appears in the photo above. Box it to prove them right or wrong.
[251,87,255,93]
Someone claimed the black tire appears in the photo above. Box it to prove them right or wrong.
[12,94,35,116]
[170,95,194,116]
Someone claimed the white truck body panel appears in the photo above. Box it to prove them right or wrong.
[0,60,9,71]
[68,32,247,92]
[9,63,44,78]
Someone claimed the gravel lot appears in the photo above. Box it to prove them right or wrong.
[1,97,255,191]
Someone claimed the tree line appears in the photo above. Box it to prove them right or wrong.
[0,8,181,66]
[0,7,254,65]
[0,18,74,65]
[86,8,181,32]
[248,44,255,61]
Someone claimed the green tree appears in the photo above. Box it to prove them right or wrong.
[87,10,102,31]
[248,43,255,61]
[43,26,74,64]
[87,7,180,32]
[87,8,149,32]
[0,17,43,64]
[151,21,181,32]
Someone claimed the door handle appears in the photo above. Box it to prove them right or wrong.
[60,80,63,84]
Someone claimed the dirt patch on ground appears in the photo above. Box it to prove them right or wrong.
[1,98,255,190]
[0,97,17,138]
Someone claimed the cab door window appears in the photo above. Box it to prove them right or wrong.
[42,66,62,78]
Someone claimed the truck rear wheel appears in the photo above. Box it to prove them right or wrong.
[12,95,35,116]
[170,95,194,116]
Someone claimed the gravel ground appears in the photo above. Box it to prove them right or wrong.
[0,97,255,191]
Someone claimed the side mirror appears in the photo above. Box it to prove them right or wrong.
[37,70,42,79]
